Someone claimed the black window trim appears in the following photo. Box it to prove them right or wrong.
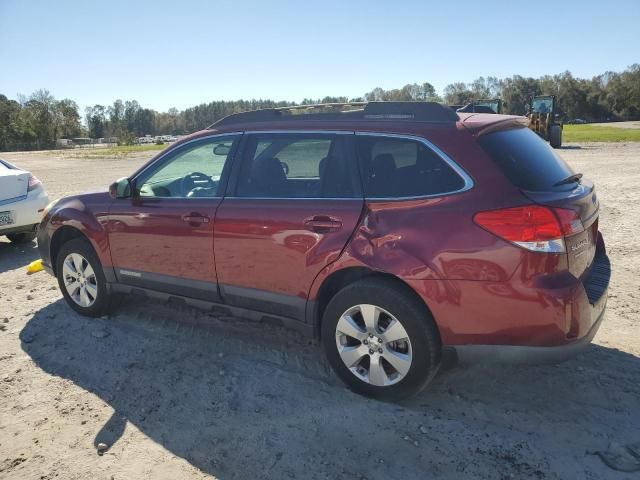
[354,131,475,201]
[225,130,363,200]
[130,132,244,200]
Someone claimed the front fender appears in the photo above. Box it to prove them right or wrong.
[40,192,113,274]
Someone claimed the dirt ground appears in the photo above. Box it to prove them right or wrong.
[0,143,638,480]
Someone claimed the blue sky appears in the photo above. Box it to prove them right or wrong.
[1,0,638,112]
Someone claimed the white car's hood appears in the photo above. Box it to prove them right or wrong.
[0,168,30,202]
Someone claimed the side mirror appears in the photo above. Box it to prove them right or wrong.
[109,177,132,199]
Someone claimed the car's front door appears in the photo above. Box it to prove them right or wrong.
[214,131,364,321]
[107,133,240,300]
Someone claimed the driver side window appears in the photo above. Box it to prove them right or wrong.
[137,135,238,198]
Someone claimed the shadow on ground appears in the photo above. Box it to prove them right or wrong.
[0,239,39,274]
[20,299,640,479]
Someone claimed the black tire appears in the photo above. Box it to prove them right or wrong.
[550,125,562,148]
[55,237,114,317]
[7,230,36,243]
[321,277,441,400]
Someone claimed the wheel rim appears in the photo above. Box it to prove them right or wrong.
[62,253,98,308]
[335,304,412,387]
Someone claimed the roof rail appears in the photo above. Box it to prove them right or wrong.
[274,102,367,112]
[209,101,459,128]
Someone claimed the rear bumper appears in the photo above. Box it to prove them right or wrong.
[452,296,606,365]
[0,223,38,235]
[0,187,48,234]
[451,248,610,365]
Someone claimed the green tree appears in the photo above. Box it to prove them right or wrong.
[56,99,82,138]
[443,82,475,105]
[0,95,23,150]
[501,76,541,115]
[86,105,106,138]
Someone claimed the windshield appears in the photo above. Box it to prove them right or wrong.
[532,97,553,114]
[476,100,500,113]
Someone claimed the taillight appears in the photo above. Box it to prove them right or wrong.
[473,205,583,253]
[27,174,41,191]
[553,207,584,236]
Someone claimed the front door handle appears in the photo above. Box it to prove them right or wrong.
[182,213,210,224]
[303,215,342,232]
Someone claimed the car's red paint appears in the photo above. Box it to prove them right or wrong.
[214,198,364,299]
[43,192,113,269]
[37,111,607,356]
[107,196,220,284]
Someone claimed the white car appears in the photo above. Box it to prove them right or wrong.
[0,159,49,243]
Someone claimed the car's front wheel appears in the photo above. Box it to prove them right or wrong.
[321,278,441,400]
[55,237,113,317]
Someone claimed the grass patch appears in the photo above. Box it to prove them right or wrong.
[104,143,169,154]
[563,124,640,142]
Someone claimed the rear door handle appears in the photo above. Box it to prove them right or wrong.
[303,215,342,232]
[182,213,210,224]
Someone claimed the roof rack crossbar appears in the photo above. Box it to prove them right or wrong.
[209,101,459,128]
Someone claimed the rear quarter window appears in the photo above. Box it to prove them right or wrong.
[356,135,466,198]
[477,127,574,191]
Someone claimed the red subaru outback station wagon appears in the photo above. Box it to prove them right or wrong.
[37,102,610,399]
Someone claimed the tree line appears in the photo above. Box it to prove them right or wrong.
[1,65,639,151]
[0,90,83,151]
[441,65,640,120]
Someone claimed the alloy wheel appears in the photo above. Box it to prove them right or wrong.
[335,304,412,386]
[62,253,98,308]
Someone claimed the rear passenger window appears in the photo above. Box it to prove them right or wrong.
[356,135,466,198]
[235,133,358,198]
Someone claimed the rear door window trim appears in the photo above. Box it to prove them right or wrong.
[354,131,474,201]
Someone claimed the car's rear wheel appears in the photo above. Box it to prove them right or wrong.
[7,231,36,243]
[55,237,113,317]
[321,278,441,400]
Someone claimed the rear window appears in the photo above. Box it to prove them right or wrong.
[0,159,12,170]
[478,127,574,191]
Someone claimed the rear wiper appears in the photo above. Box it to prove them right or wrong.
[553,173,583,187]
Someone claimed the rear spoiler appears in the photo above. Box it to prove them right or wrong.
[460,114,530,137]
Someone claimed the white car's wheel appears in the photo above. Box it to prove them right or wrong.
[7,231,36,243]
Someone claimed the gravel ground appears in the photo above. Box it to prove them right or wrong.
[0,143,639,480]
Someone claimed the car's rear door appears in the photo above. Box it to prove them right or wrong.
[213,131,363,321]
[107,133,240,301]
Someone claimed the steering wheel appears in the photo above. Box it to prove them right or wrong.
[181,171,216,196]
